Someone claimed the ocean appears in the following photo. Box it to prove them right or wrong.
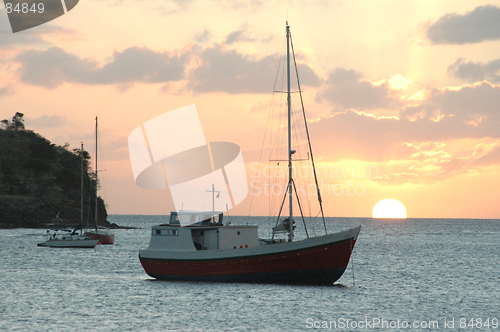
[1,216,499,331]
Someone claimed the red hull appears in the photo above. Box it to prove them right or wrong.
[84,231,115,245]
[140,237,357,285]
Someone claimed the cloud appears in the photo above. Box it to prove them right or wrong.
[316,68,403,111]
[304,81,500,185]
[25,115,67,128]
[13,42,319,94]
[224,25,272,45]
[188,44,321,94]
[225,27,256,45]
[0,16,51,49]
[194,28,213,43]
[402,82,500,126]
[152,0,195,15]
[309,82,500,160]
[448,58,500,83]
[308,110,500,185]
[474,143,500,166]
[427,5,500,45]
[96,136,129,161]
[0,86,13,98]
[15,46,188,89]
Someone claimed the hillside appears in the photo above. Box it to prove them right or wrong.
[0,113,111,229]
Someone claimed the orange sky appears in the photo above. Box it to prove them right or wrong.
[1,0,500,218]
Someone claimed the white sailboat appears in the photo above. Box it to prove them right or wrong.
[37,226,99,248]
[38,144,99,248]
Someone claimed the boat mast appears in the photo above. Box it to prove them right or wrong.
[207,184,219,222]
[289,33,328,235]
[80,142,84,236]
[94,116,98,232]
[286,22,294,242]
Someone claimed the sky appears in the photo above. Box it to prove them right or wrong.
[1,0,500,219]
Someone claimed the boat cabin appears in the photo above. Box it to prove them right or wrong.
[168,210,224,226]
[147,211,259,251]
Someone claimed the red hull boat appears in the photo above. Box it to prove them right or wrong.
[137,23,360,285]
[139,222,359,285]
[84,228,115,245]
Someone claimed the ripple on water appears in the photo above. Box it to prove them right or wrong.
[1,217,499,331]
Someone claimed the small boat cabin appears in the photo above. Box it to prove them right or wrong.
[147,211,259,251]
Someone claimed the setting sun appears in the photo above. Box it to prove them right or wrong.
[372,199,407,218]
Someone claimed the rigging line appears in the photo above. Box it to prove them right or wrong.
[272,48,288,163]
[273,29,288,160]
[312,210,322,237]
[270,39,288,220]
[247,69,282,221]
[292,179,309,238]
[350,237,356,287]
[271,34,287,157]
[290,110,313,219]
[247,32,287,222]
[290,31,327,235]
[96,122,109,213]
[290,102,314,220]
[271,182,289,241]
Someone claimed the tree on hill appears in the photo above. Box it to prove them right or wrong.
[1,112,25,131]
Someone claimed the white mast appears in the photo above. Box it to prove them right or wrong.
[207,184,219,222]
[94,116,98,231]
[80,142,84,236]
[286,22,294,242]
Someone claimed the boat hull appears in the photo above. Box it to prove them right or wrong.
[84,231,115,245]
[37,239,99,248]
[139,226,360,285]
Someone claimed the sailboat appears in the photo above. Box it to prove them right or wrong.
[138,23,360,285]
[37,225,100,248]
[84,117,115,245]
[38,144,100,248]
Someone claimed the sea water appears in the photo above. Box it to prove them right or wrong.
[1,216,499,331]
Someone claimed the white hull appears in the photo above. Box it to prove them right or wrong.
[140,226,360,261]
[38,238,99,248]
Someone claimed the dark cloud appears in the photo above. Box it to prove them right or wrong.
[448,58,500,83]
[316,68,402,111]
[188,44,321,94]
[15,46,188,89]
[427,5,500,45]
[13,42,319,94]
